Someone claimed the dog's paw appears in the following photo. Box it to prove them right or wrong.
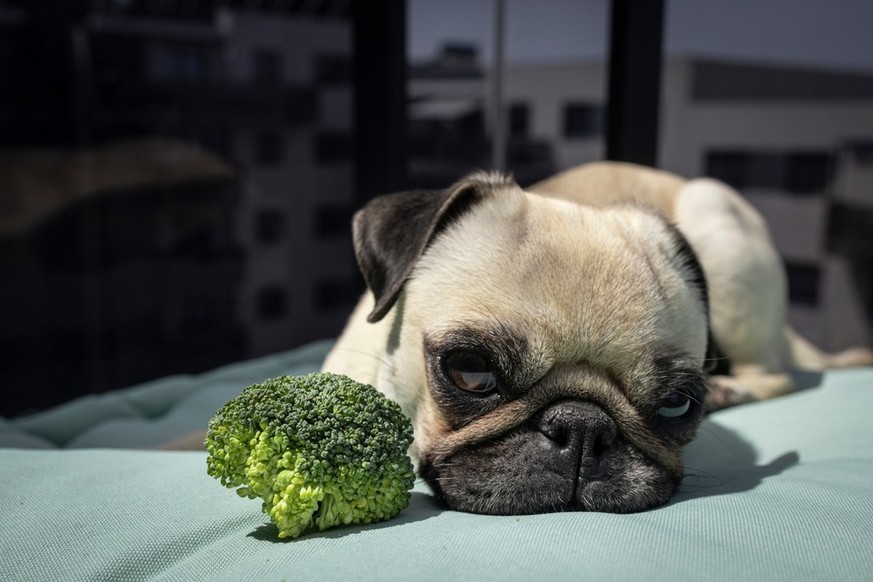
[827,347,873,368]
[705,376,755,411]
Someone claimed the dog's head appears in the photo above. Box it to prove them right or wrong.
[352,172,712,514]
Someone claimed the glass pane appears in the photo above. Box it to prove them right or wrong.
[0,2,358,416]
[407,0,609,187]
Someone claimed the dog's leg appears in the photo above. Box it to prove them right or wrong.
[706,369,795,411]
[785,326,873,370]
[705,333,873,412]
[676,178,798,410]
[676,178,873,405]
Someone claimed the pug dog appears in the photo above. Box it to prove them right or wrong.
[321,161,873,515]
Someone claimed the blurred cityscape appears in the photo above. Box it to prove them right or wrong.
[1,1,359,414]
[2,1,872,416]
[414,45,873,358]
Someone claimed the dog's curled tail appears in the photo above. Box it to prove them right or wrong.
[786,327,873,371]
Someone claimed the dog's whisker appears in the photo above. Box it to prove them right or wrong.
[324,346,393,370]
[682,466,721,480]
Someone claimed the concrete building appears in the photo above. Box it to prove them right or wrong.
[411,55,873,351]
[217,10,357,357]
[658,59,873,351]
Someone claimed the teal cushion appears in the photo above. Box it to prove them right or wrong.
[2,364,873,580]
[5,340,335,448]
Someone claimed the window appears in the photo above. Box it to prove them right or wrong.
[256,286,287,320]
[154,43,210,83]
[706,151,833,193]
[255,132,282,166]
[508,102,529,138]
[0,2,356,415]
[826,201,873,256]
[255,209,284,245]
[315,131,352,163]
[253,49,282,86]
[786,153,832,193]
[314,54,351,85]
[785,262,821,307]
[705,152,752,189]
[848,140,873,166]
[563,103,604,138]
[712,152,786,190]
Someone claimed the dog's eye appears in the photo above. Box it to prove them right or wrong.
[656,391,693,420]
[443,350,498,394]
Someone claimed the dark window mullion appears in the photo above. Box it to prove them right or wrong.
[605,0,665,167]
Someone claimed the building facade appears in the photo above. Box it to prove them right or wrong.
[411,55,873,351]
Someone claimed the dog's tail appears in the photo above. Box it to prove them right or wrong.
[786,327,873,370]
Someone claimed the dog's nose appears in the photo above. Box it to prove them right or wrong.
[534,401,617,474]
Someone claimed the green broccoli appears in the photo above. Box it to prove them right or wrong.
[205,372,415,539]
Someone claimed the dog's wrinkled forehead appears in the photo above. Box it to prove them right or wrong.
[405,186,709,370]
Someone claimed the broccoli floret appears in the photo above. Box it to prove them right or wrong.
[205,372,415,539]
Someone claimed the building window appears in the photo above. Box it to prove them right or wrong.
[255,132,282,166]
[256,286,287,320]
[785,262,821,307]
[825,201,873,256]
[706,151,833,193]
[154,43,210,83]
[314,54,351,85]
[563,103,604,138]
[255,209,284,245]
[315,131,353,163]
[786,153,832,193]
[848,140,873,166]
[253,49,282,86]
[712,152,786,190]
[509,102,529,138]
[315,205,352,238]
[705,152,751,189]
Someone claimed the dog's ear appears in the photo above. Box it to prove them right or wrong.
[665,223,721,373]
[353,173,510,322]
